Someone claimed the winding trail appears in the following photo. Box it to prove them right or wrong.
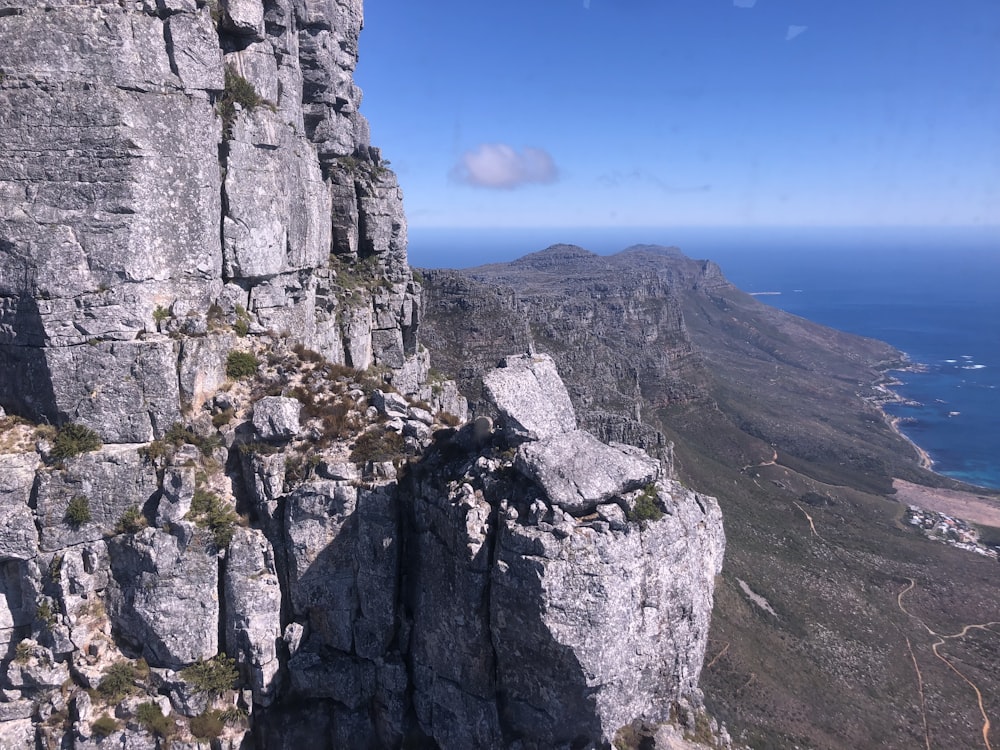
[906,635,932,750]
[898,577,999,750]
[705,641,730,670]
[794,506,998,749]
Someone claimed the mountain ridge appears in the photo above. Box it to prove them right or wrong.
[420,243,1000,749]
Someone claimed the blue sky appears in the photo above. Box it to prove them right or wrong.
[355,0,1000,229]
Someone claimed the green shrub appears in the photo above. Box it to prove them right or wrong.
[65,496,92,527]
[218,65,266,137]
[187,490,239,548]
[152,305,171,331]
[50,423,102,460]
[91,715,119,738]
[627,484,664,525]
[14,641,31,663]
[138,439,169,464]
[97,661,138,702]
[189,709,225,740]
[220,705,248,724]
[350,428,405,464]
[226,351,259,379]
[164,422,223,456]
[36,600,57,627]
[135,701,173,738]
[212,408,235,428]
[115,505,147,535]
[180,654,238,696]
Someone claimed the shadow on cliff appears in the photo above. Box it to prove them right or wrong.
[400,426,609,750]
[0,290,61,425]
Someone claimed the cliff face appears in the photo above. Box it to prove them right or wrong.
[0,0,420,442]
[0,3,725,748]
[420,245,710,466]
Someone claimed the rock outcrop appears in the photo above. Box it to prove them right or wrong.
[0,0,425,443]
[419,246,710,466]
[0,2,726,748]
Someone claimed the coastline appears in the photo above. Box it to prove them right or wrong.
[870,364,935,472]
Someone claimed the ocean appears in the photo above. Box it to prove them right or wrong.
[409,225,1000,490]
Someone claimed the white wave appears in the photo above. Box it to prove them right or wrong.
[962,364,987,370]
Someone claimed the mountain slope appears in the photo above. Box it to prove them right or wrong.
[420,244,1000,749]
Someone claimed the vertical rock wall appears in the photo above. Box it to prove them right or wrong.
[0,2,726,748]
[0,0,422,441]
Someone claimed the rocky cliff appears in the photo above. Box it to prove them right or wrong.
[0,0,424,441]
[419,245,712,467]
[0,3,725,748]
[420,244,1000,750]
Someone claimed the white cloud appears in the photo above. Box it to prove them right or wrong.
[451,144,558,189]
[786,25,807,41]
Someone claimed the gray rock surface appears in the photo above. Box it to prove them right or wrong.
[252,396,302,441]
[0,2,725,748]
[0,0,425,441]
[225,528,282,705]
[106,528,219,669]
[35,446,160,552]
[482,353,577,440]
[516,429,661,513]
[0,454,39,561]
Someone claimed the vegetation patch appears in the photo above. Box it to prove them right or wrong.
[180,654,238,696]
[189,709,226,740]
[14,641,31,664]
[186,489,239,548]
[350,428,405,465]
[135,701,173,739]
[115,505,148,535]
[164,422,223,457]
[627,484,664,525]
[226,350,260,379]
[50,423,102,461]
[64,496,92,527]
[91,715,119,739]
[35,600,57,627]
[97,661,139,703]
[218,64,268,137]
[152,305,171,331]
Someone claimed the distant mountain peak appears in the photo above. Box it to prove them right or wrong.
[618,244,686,258]
[510,243,600,269]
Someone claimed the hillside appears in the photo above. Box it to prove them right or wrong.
[420,244,1000,749]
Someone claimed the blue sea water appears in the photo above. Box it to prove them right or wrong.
[410,225,1000,489]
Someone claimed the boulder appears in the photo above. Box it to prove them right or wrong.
[252,396,302,442]
[515,429,661,513]
[225,528,282,705]
[106,528,219,669]
[482,354,576,441]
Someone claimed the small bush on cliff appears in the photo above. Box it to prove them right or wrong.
[50,423,102,460]
[91,715,119,739]
[135,702,174,739]
[64,496,92,527]
[226,351,259,379]
[97,661,139,702]
[152,305,171,331]
[115,505,148,535]
[350,428,405,465]
[180,654,238,696]
[189,709,225,740]
[218,65,266,137]
[187,489,239,548]
[627,484,664,526]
